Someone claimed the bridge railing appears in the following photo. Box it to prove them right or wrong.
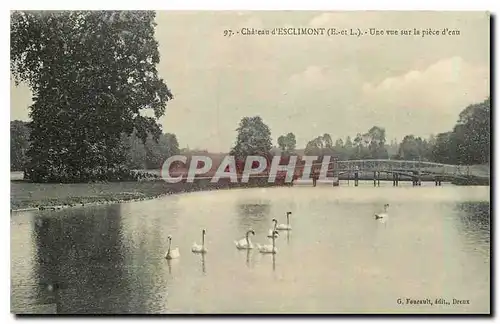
[308,159,475,177]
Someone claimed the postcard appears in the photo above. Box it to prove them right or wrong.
[10,10,490,314]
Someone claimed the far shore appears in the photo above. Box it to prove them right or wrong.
[10,165,489,212]
[10,177,292,212]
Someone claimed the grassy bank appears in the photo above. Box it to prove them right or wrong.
[451,176,490,186]
[10,178,291,211]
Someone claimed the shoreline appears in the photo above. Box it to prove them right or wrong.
[10,178,292,213]
[10,174,489,213]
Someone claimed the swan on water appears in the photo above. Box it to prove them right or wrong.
[235,229,256,249]
[276,212,292,230]
[192,229,208,254]
[257,230,279,254]
[165,235,180,259]
[375,204,390,220]
[267,219,279,238]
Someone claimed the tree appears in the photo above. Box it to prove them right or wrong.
[10,120,30,171]
[230,116,272,160]
[11,11,173,182]
[344,136,353,159]
[277,132,297,154]
[322,133,333,148]
[364,126,388,159]
[398,135,421,161]
[124,131,179,169]
[285,133,297,153]
[432,132,457,164]
[429,97,490,165]
[304,138,322,156]
[304,133,335,158]
[277,135,286,152]
[454,97,490,164]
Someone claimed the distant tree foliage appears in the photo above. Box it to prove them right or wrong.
[396,135,433,161]
[10,120,180,173]
[10,11,173,182]
[123,131,180,170]
[230,116,272,159]
[305,126,388,160]
[277,132,297,154]
[304,133,335,157]
[10,120,30,171]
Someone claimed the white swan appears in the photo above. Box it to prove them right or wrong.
[375,204,389,220]
[276,212,292,230]
[165,235,180,259]
[192,229,207,254]
[235,230,255,249]
[267,218,279,238]
[257,230,279,254]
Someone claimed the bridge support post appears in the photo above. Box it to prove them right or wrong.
[332,171,339,187]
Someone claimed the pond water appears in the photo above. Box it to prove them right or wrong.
[11,181,490,314]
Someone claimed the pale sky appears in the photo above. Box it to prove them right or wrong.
[10,11,490,152]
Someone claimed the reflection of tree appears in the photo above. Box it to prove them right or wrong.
[454,202,490,245]
[32,205,128,314]
[236,202,271,234]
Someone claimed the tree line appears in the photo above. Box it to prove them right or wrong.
[12,96,490,177]
[228,96,490,165]
[10,11,489,182]
[11,120,180,172]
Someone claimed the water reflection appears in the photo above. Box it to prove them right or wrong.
[201,254,206,274]
[31,205,127,314]
[167,259,180,275]
[236,201,271,235]
[453,202,490,257]
[11,186,490,314]
[246,249,251,268]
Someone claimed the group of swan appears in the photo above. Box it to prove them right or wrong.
[165,205,388,260]
[267,211,292,238]
[237,211,292,254]
[164,230,207,259]
[165,212,293,259]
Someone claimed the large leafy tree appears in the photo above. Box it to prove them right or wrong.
[10,120,30,171]
[10,11,173,182]
[453,97,490,164]
[429,97,490,165]
[230,116,272,160]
